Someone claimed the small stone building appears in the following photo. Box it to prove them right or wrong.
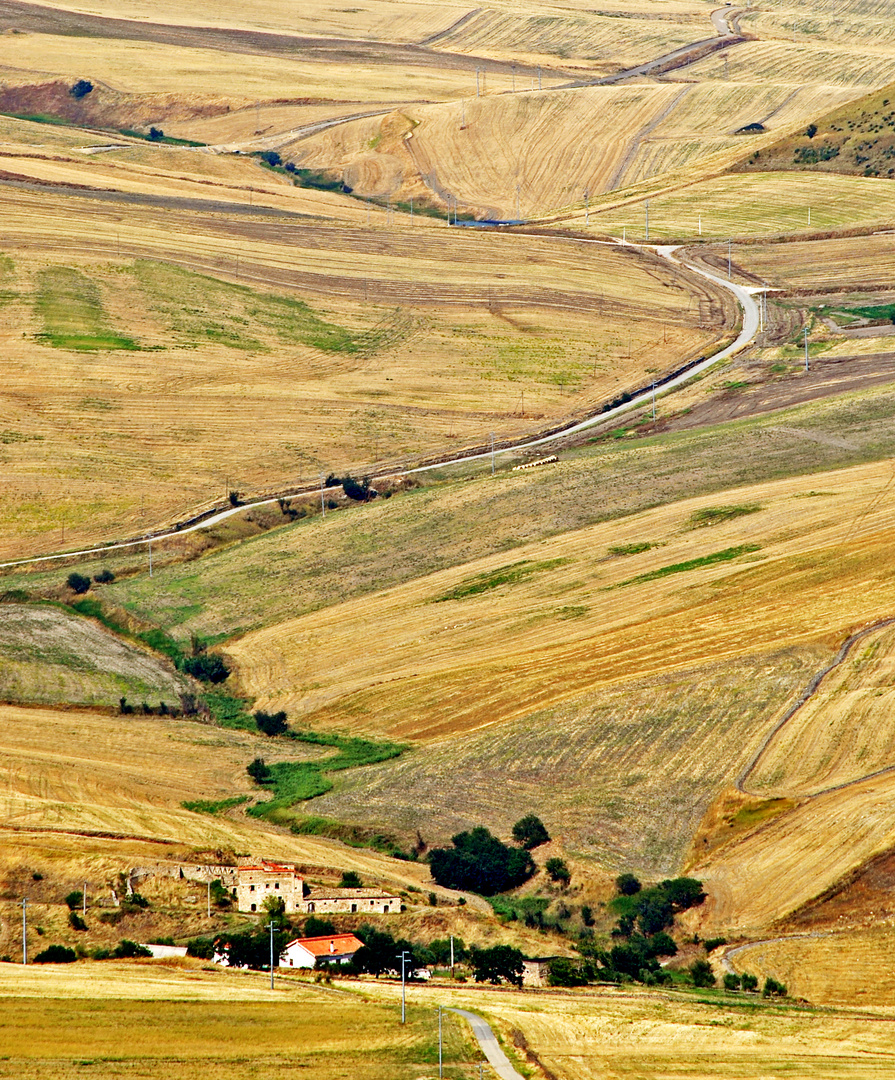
[280,933,364,969]
[522,957,559,988]
[304,887,401,915]
[236,860,304,913]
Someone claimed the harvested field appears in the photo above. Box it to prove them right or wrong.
[0,602,185,707]
[228,458,895,743]
[588,172,895,240]
[748,622,895,797]
[0,181,723,561]
[734,232,895,292]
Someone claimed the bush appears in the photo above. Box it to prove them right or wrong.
[148,126,164,141]
[616,873,641,896]
[93,568,115,583]
[210,879,232,909]
[260,150,282,167]
[511,814,550,850]
[66,572,91,594]
[69,79,93,98]
[649,932,677,957]
[741,972,759,992]
[254,710,288,736]
[68,911,87,931]
[112,940,152,959]
[689,959,715,988]
[762,976,787,998]
[247,757,271,784]
[33,945,77,964]
[547,957,588,987]
[723,973,741,991]
[703,936,727,952]
[304,915,336,937]
[186,936,215,959]
[339,871,363,888]
[581,904,595,927]
[428,827,535,896]
[181,654,229,683]
[64,890,83,911]
[545,857,571,886]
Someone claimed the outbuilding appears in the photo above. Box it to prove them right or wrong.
[280,933,364,969]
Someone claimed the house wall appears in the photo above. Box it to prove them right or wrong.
[304,894,400,915]
[237,868,304,913]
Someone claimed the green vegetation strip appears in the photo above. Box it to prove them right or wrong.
[181,795,249,815]
[688,504,761,528]
[611,545,761,589]
[434,557,569,602]
[35,267,138,351]
[248,731,406,820]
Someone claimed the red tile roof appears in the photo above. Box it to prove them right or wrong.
[287,934,363,957]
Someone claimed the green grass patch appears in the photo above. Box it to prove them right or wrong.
[203,690,255,730]
[608,542,653,556]
[181,795,249,815]
[35,267,138,351]
[2,111,71,126]
[835,303,895,322]
[288,814,414,858]
[434,557,569,602]
[118,128,205,147]
[688,504,761,528]
[726,797,796,831]
[612,545,761,588]
[488,895,549,922]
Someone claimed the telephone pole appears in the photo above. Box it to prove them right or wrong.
[21,897,27,964]
[645,200,649,242]
[399,950,410,1023]
[266,921,277,990]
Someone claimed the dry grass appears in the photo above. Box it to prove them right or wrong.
[736,232,895,291]
[0,602,186,708]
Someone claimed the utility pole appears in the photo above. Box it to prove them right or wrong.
[728,238,732,279]
[21,897,27,965]
[652,381,656,420]
[438,1006,443,1079]
[266,921,277,990]
[83,883,87,919]
[804,326,810,371]
[490,432,495,475]
[399,950,409,1023]
[538,66,542,90]
[698,212,702,236]
[207,880,211,918]
[584,188,589,227]
[645,200,649,242]
[450,935,454,976]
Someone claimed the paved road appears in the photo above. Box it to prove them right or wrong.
[448,1008,525,1080]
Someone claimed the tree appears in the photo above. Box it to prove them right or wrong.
[69,911,87,931]
[247,757,271,784]
[262,895,286,918]
[649,932,677,958]
[723,973,741,991]
[341,475,376,502]
[339,871,362,888]
[112,939,152,958]
[469,944,524,987]
[547,957,587,987]
[581,904,595,927]
[616,873,641,896]
[210,879,232,909]
[94,569,115,583]
[689,959,715,988]
[741,972,759,992]
[254,710,288,736]
[181,654,229,683]
[659,877,706,912]
[634,892,673,936]
[304,915,336,937]
[545,857,571,886]
[762,976,787,998]
[148,126,164,141]
[66,572,91,594]
[214,927,288,969]
[512,814,550,850]
[64,890,83,911]
[428,827,535,896]
[69,79,93,98]
[260,150,282,167]
[33,944,77,964]
[806,123,818,139]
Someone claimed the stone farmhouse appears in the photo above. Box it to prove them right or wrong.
[236,860,305,913]
[305,887,401,915]
[280,933,364,969]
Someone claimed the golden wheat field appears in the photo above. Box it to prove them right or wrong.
[735,232,895,291]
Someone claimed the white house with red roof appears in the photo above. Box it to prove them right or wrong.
[280,933,364,969]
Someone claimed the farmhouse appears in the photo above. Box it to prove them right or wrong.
[236,860,304,913]
[280,933,364,969]
[304,887,401,914]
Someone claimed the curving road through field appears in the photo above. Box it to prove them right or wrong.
[0,240,760,570]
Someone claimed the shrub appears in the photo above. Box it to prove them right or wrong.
[581,904,595,926]
[689,959,715,988]
[511,814,550,849]
[254,710,288,736]
[723,973,741,991]
[33,945,77,964]
[186,936,215,959]
[703,936,727,952]
[68,911,87,931]
[342,475,376,502]
[741,972,759,992]
[428,891,438,907]
[616,873,641,896]
[304,915,336,937]
[112,940,152,959]
[69,79,93,98]
[262,895,286,918]
[545,857,571,886]
[148,126,164,141]
[469,944,524,986]
[64,890,84,911]
[260,150,282,167]
[93,568,115,583]
[339,871,362,888]
[66,572,91,594]
[548,956,588,987]
[210,879,232,909]
[762,976,787,998]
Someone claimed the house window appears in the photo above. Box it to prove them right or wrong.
[308,903,315,913]
[250,904,256,912]
[275,882,280,890]
[250,885,255,892]
[383,905,389,913]
[351,903,357,913]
